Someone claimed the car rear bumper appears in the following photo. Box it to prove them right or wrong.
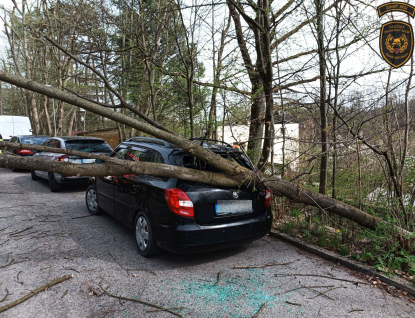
[54,173,90,184]
[156,209,273,254]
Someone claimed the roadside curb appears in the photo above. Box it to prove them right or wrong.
[269,229,415,297]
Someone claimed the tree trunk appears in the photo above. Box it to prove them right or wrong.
[0,81,2,115]
[316,0,328,195]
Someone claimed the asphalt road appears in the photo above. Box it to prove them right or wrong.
[0,168,414,318]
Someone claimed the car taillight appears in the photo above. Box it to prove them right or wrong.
[18,149,33,155]
[264,190,272,208]
[165,188,194,218]
[57,155,68,162]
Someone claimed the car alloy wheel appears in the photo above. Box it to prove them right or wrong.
[136,215,149,250]
[86,185,102,215]
[134,212,160,257]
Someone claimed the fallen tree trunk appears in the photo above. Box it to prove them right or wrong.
[0,71,411,238]
[0,142,402,235]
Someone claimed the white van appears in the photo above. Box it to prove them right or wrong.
[0,115,32,140]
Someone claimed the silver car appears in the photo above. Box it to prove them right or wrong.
[31,136,113,192]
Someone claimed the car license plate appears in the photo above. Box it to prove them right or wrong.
[81,159,95,164]
[215,200,253,216]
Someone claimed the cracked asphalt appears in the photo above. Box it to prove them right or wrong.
[0,168,414,317]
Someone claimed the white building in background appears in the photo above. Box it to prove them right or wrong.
[217,123,300,170]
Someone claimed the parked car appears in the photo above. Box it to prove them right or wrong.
[4,135,49,171]
[85,137,272,257]
[31,136,113,192]
[6,134,49,156]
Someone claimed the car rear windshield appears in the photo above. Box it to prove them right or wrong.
[20,136,49,145]
[177,152,252,172]
[65,140,112,152]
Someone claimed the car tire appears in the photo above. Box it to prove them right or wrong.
[134,211,160,257]
[48,172,62,192]
[86,185,102,215]
[31,170,39,181]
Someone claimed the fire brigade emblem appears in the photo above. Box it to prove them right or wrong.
[380,21,414,68]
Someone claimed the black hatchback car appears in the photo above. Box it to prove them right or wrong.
[86,137,273,256]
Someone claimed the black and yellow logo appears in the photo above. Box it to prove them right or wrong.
[380,21,414,68]
[378,2,415,18]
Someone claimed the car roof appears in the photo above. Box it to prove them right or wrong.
[52,136,107,141]
[121,137,239,156]
[15,135,49,138]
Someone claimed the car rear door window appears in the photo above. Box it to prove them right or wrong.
[153,151,164,163]
[65,140,112,152]
[46,139,61,148]
[178,152,251,172]
[21,137,48,145]
[128,148,151,162]
[114,147,130,160]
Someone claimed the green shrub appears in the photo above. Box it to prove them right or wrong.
[338,245,349,256]
[279,219,297,234]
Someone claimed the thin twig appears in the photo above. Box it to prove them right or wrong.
[275,285,335,296]
[71,215,93,220]
[0,274,73,313]
[234,261,294,269]
[286,301,302,306]
[0,259,14,269]
[299,281,336,301]
[146,307,184,313]
[15,271,23,285]
[11,231,37,238]
[7,227,33,236]
[0,289,10,303]
[60,290,68,300]
[214,271,222,286]
[348,309,364,313]
[94,283,183,317]
[0,226,11,233]
[307,286,345,300]
[0,240,9,246]
[107,251,156,275]
[252,302,267,317]
[62,267,80,273]
[275,273,369,285]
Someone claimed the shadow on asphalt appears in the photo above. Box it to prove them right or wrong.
[12,173,89,194]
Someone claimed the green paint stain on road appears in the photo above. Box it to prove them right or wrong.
[175,268,289,317]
